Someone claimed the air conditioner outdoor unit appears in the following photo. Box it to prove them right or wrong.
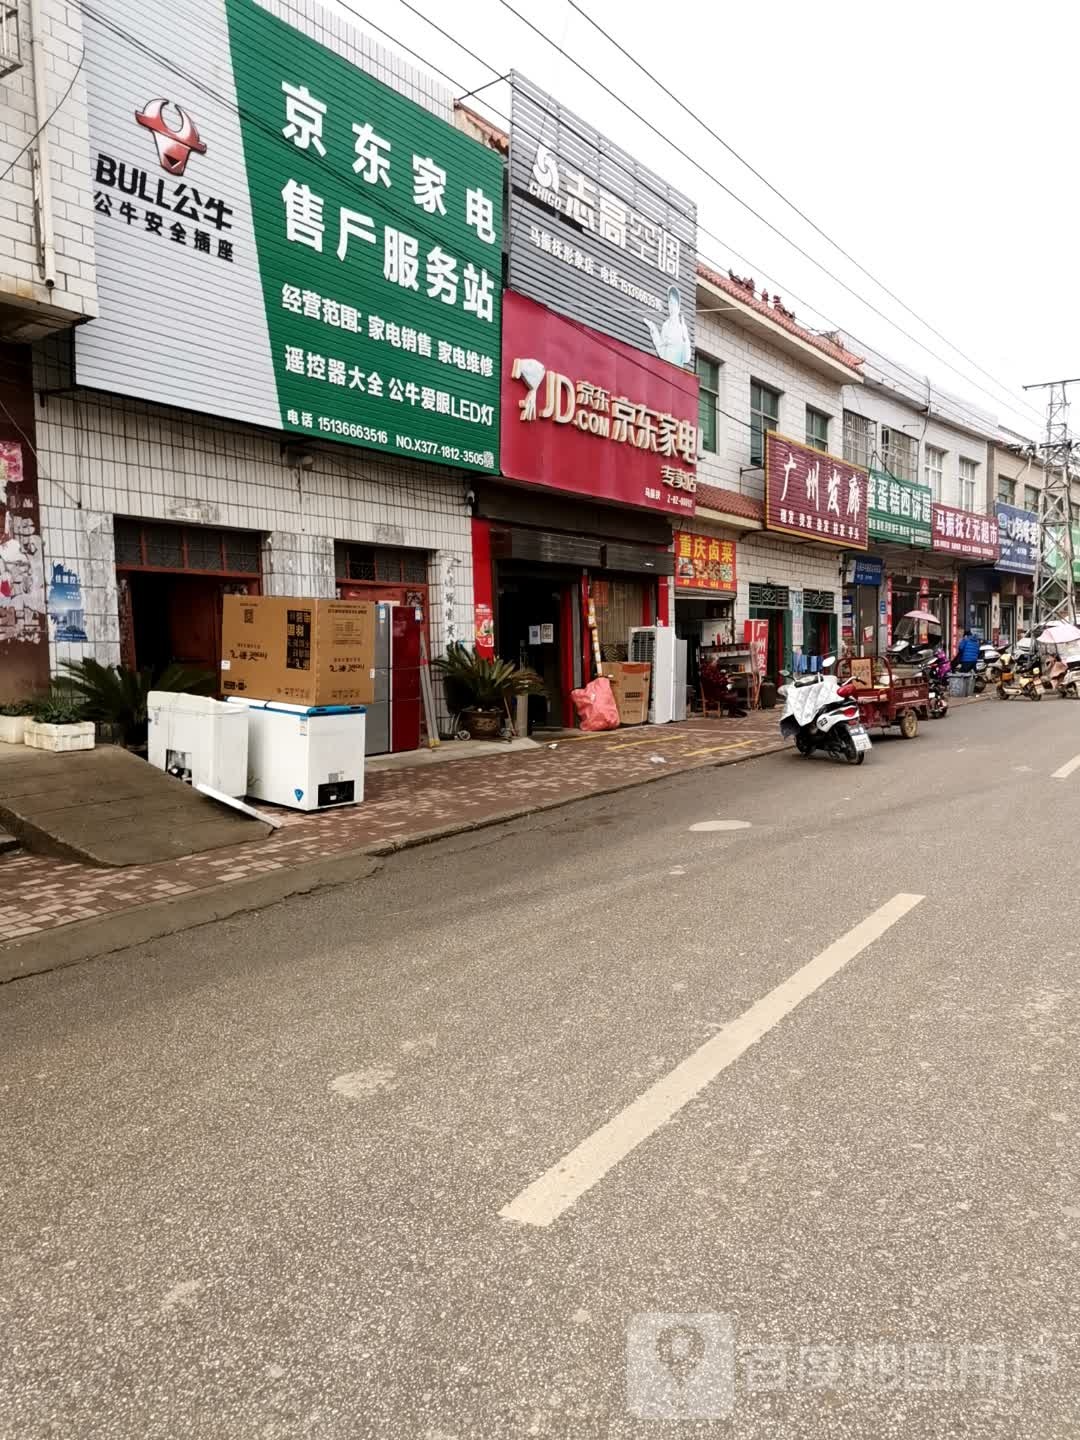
[1,5,21,79]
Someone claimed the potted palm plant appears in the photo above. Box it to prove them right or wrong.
[433,643,544,739]
[59,659,215,748]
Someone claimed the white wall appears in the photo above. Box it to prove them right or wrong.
[694,306,850,502]
[1,0,96,323]
[33,388,475,675]
[841,383,992,512]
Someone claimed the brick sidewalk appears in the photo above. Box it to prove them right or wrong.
[0,714,785,945]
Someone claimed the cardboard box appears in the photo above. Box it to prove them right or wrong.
[601,662,651,725]
[220,595,376,706]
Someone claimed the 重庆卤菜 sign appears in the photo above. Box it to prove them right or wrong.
[867,469,932,547]
[674,531,736,592]
[78,0,503,471]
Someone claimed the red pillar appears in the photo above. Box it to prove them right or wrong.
[470,516,494,657]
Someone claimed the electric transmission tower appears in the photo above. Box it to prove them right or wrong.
[1023,377,1079,627]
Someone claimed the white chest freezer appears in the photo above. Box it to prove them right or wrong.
[227,699,365,810]
[147,690,249,797]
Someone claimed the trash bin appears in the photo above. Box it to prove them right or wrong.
[147,691,249,796]
[948,671,975,697]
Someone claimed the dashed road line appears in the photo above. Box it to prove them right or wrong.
[499,892,925,1228]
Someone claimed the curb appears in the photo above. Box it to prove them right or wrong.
[0,851,381,985]
[0,736,788,984]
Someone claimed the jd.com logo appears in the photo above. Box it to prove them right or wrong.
[135,97,207,177]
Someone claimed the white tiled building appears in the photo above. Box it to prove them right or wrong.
[0,0,96,336]
[682,266,866,670]
[1,0,478,714]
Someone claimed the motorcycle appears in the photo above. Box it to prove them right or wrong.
[922,649,951,718]
[995,648,1042,701]
[1045,656,1080,698]
[778,658,871,765]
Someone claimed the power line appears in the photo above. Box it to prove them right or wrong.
[0,51,86,185]
[72,0,1015,448]
[492,0,1043,429]
[377,0,1021,438]
[562,0,1044,429]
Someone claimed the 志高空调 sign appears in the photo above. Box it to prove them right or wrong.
[500,291,698,515]
[995,503,1038,573]
[508,74,696,365]
[931,503,1000,560]
[764,433,868,550]
[77,0,502,471]
[867,469,932,547]
[674,531,736,592]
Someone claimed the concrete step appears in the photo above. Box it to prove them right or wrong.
[0,742,269,867]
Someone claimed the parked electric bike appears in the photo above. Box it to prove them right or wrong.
[996,647,1042,701]
[778,658,871,764]
[923,649,951,718]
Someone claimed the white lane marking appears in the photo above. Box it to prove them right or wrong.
[688,820,751,832]
[1051,753,1080,780]
[499,892,924,1228]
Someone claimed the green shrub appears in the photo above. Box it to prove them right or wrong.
[57,660,215,745]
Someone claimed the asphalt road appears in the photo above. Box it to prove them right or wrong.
[4,696,1080,1438]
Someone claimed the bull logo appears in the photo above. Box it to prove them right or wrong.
[135,98,207,176]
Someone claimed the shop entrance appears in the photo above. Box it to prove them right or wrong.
[497,573,568,730]
[115,518,261,676]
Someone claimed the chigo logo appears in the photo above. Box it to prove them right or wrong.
[135,98,207,177]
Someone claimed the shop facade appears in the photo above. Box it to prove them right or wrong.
[34,381,477,710]
[488,289,698,727]
[472,486,673,728]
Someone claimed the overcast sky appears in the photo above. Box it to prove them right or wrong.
[332,0,1075,440]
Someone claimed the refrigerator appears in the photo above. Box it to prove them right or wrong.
[366,603,423,756]
[629,626,688,724]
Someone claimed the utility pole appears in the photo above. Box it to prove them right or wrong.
[1023,377,1080,628]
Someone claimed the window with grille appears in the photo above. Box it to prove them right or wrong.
[696,354,720,453]
[1024,484,1040,512]
[881,427,918,484]
[334,543,429,584]
[593,579,644,660]
[924,445,945,501]
[750,380,780,466]
[843,411,875,469]
[805,407,829,453]
[114,518,261,574]
[959,457,978,511]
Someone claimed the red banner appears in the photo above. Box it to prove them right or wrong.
[674,531,736,592]
[931,503,1000,560]
[764,432,868,550]
[745,619,768,675]
[500,290,699,516]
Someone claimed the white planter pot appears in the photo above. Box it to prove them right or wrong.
[0,715,26,745]
[24,719,95,753]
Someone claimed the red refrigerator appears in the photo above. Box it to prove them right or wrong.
[390,605,422,753]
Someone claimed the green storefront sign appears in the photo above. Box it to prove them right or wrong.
[867,469,932,547]
[226,0,502,470]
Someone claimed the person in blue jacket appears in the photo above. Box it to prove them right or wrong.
[955,628,981,670]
